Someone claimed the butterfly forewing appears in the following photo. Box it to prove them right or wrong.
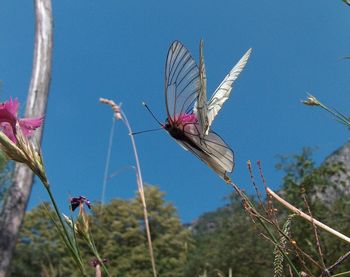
[165,41,201,123]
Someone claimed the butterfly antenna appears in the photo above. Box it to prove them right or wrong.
[142,102,163,127]
[131,127,163,135]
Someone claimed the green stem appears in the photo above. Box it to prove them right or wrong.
[332,271,350,277]
[256,215,300,276]
[229,182,300,276]
[318,102,350,127]
[44,180,88,276]
[86,234,111,277]
[71,214,83,263]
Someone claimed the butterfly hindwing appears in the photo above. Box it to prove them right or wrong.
[180,122,234,177]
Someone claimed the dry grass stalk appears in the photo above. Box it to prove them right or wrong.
[100,97,157,277]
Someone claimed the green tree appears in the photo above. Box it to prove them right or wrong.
[10,203,77,277]
[12,151,350,276]
[11,185,192,276]
[275,148,350,275]
[185,195,273,277]
[186,148,350,276]
[93,185,191,277]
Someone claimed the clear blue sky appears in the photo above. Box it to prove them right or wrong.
[0,1,349,223]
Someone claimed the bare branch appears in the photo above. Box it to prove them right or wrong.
[0,1,52,276]
[267,188,350,244]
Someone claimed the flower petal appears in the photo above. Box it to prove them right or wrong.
[3,98,19,115]
[0,123,17,143]
[18,117,44,137]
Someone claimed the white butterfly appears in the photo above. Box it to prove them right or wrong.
[163,40,251,180]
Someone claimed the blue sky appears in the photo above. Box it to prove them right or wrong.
[0,1,349,223]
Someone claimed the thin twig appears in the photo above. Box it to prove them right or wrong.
[247,161,266,213]
[301,193,326,271]
[288,265,294,277]
[101,117,116,206]
[227,179,300,276]
[332,270,350,277]
[326,250,350,275]
[293,243,320,276]
[107,165,135,181]
[256,161,268,195]
[269,216,323,275]
[257,160,279,225]
[267,188,350,244]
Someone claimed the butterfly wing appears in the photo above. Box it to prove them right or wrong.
[165,41,201,124]
[194,39,208,138]
[206,48,252,133]
[179,122,234,178]
[164,41,235,179]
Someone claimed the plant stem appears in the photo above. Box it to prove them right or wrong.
[99,98,157,277]
[86,238,111,277]
[121,110,157,277]
[267,187,350,244]
[318,102,350,127]
[44,180,88,276]
[228,181,300,276]
[332,270,350,277]
[101,117,116,206]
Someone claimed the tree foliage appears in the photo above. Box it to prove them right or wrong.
[11,185,192,277]
[10,202,73,276]
[186,148,350,276]
[274,148,350,275]
[185,196,273,277]
[10,149,350,276]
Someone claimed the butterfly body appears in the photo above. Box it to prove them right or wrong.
[164,113,203,151]
[164,112,234,179]
[163,40,251,179]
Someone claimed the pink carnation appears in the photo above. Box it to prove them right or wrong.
[0,98,43,143]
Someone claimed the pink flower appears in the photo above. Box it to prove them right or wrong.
[0,98,43,143]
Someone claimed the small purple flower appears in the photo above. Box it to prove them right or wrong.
[70,196,91,211]
[90,258,107,268]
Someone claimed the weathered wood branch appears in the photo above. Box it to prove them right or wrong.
[0,1,53,276]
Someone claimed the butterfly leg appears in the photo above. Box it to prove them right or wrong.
[224,174,231,184]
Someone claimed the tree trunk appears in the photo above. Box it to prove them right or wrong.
[0,1,53,276]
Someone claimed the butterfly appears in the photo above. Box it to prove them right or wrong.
[163,40,252,181]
